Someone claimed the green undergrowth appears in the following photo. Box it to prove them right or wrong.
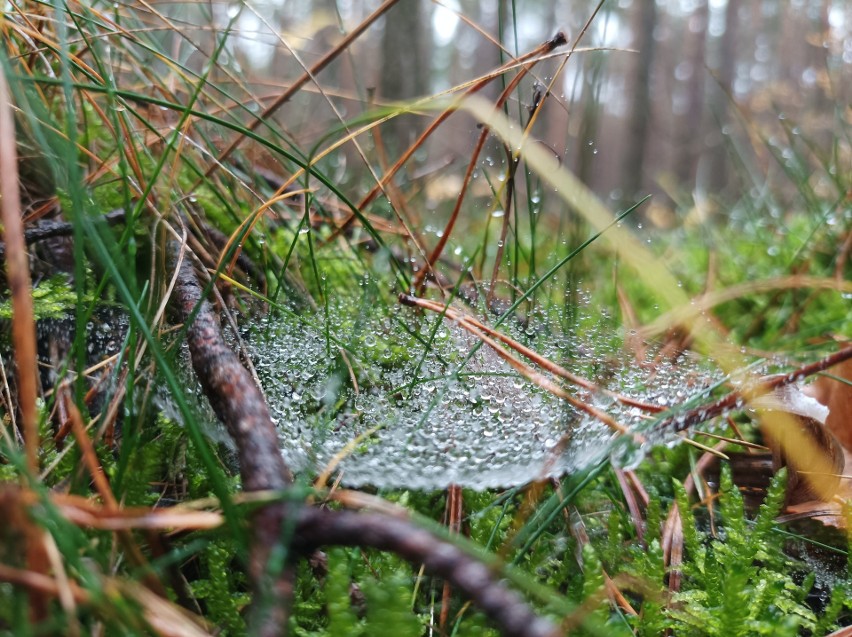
[279,465,852,636]
[1,2,850,635]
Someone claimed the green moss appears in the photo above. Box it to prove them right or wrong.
[190,540,249,636]
[0,276,77,320]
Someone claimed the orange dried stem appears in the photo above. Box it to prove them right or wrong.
[416,54,534,292]
[204,0,403,179]
[400,294,631,436]
[0,71,39,473]
[331,34,567,244]
[401,294,664,414]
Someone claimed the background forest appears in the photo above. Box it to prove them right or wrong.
[215,0,849,215]
[0,1,850,636]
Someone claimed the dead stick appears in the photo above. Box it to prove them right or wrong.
[171,245,292,637]
[294,508,559,637]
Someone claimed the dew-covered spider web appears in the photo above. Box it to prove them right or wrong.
[229,294,727,490]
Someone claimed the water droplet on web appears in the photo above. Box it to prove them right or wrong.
[156,288,725,490]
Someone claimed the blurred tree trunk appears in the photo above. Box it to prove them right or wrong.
[380,0,429,152]
[574,56,604,189]
[810,1,832,125]
[620,0,658,203]
[704,0,740,197]
[672,1,708,194]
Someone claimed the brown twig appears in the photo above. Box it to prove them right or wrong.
[294,507,559,637]
[170,245,293,636]
[654,345,852,435]
[0,208,126,256]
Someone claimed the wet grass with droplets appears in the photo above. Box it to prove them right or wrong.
[1,1,851,635]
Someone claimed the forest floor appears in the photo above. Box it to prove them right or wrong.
[0,2,851,636]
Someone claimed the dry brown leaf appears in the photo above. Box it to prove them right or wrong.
[805,356,852,452]
[754,385,845,505]
[770,415,845,505]
[780,445,852,530]
[775,355,852,528]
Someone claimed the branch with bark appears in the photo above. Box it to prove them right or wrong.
[168,242,559,637]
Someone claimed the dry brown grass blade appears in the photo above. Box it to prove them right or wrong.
[13,118,137,224]
[268,50,588,249]
[1,72,42,474]
[326,32,568,245]
[204,0,402,179]
[655,345,852,435]
[412,115,489,291]
[62,389,170,596]
[440,484,464,632]
[41,533,79,636]
[279,23,433,261]
[617,284,648,361]
[553,482,639,616]
[215,188,308,276]
[0,563,89,604]
[429,0,601,269]
[358,34,565,216]
[480,5,612,303]
[399,293,632,436]
[114,579,215,637]
[0,558,214,637]
[0,57,49,619]
[4,487,253,532]
[313,423,383,490]
[3,19,104,84]
[63,390,117,508]
[55,502,222,532]
[401,293,664,413]
[661,444,724,599]
[415,45,544,292]
[614,469,647,544]
[679,435,729,459]
[693,430,767,450]
[662,506,684,595]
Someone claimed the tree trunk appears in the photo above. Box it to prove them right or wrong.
[379,0,429,151]
[672,1,709,195]
[703,0,740,198]
[620,0,658,203]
